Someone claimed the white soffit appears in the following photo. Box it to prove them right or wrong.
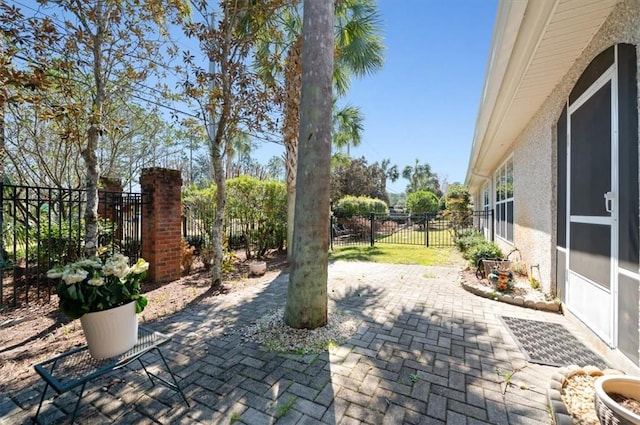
[467,0,618,189]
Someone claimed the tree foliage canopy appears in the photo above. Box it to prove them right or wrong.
[402,159,441,197]
[331,156,398,204]
[406,190,440,215]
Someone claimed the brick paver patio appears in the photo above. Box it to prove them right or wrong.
[0,261,616,424]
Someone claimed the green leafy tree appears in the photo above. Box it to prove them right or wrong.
[378,158,399,196]
[402,159,441,196]
[256,0,384,260]
[331,156,395,204]
[284,0,333,330]
[177,0,283,286]
[9,0,186,256]
[406,190,439,215]
[266,155,285,181]
[443,184,473,237]
[0,4,59,182]
[332,103,363,155]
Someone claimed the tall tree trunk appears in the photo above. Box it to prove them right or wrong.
[0,91,5,180]
[209,8,234,288]
[284,0,333,330]
[82,124,101,258]
[83,3,107,258]
[284,36,302,261]
[0,37,4,181]
[210,128,226,287]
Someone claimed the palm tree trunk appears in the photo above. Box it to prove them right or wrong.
[284,35,302,261]
[284,0,333,330]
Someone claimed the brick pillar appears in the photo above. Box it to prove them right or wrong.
[98,177,123,219]
[140,168,182,284]
[99,176,123,192]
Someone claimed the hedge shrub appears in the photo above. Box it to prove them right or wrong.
[333,195,389,218]
[467,241,503,268]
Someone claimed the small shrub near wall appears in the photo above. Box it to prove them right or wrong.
[455,229,486,256]
[453,228,504,268]
[466,241,504,268]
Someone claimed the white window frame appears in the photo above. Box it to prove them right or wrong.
[494,156,514,243]
[482,182,491,237]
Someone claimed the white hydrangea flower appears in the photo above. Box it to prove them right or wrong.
[87,273,104,287]
[75,258,103,269]
[130,258,149,275]
[104,254,130,278]
[46,268,64,279]
[62,266,89,285]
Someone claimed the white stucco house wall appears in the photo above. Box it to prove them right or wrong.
[466,0,640,370]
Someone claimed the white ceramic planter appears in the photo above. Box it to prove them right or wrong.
[80,301,138,359]
[249,261,267,276]
[594,375,640,424]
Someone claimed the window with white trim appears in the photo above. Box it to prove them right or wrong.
[495,157,514,242]
[482,182,490,235]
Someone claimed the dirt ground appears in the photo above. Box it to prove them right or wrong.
[0,250,288,393]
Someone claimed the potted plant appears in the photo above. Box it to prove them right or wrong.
[47,253,149,359]
[594,375,640,424]
[488,269,514,293]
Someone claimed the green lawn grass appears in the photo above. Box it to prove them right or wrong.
[329,244,463,266]
[375,227,454,246]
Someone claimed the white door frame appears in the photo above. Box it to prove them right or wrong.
[565,52,619,347]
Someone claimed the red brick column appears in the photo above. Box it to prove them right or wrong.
[98,177,123,219]
[140,168,182,284]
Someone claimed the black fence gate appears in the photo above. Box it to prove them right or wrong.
[1,183,147,308]
[330,210,494,249]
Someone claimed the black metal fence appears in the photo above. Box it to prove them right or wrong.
[330,210,494,248]
[182,202,286,259]
[98,191,147,260]
[1,183,147,308]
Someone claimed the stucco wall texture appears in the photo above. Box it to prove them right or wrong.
[484,0,640,296]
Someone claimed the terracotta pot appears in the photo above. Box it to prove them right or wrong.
[80,301,138,359]
[594,375,640,424]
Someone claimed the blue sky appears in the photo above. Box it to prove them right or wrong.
[255,0,498,194]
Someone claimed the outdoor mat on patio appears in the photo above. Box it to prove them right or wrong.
[499,316,609,368]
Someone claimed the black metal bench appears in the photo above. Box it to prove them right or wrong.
[33,327,189,424]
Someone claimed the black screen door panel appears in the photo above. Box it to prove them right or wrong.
[569,81,612,289]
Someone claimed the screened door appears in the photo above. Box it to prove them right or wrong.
[566,70,616,345]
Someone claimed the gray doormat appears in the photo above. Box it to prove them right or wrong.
[500,316,609,368]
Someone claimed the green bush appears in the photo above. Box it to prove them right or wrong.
[456,232,486,256]
[467,242,503,267]
[182,184,217,250]
[333,196,389,218]
[226,176,287,259]
[443,184,472,238]
[183,178,286,259]
[406,190,439,215]
[455,228,480,240]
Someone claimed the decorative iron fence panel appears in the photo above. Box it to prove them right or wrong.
[1,183,147,308]
[182,202,286,258]
[98,191,148,261]
[330,209,494,249]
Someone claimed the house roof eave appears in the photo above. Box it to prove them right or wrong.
[465,0,618,194]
